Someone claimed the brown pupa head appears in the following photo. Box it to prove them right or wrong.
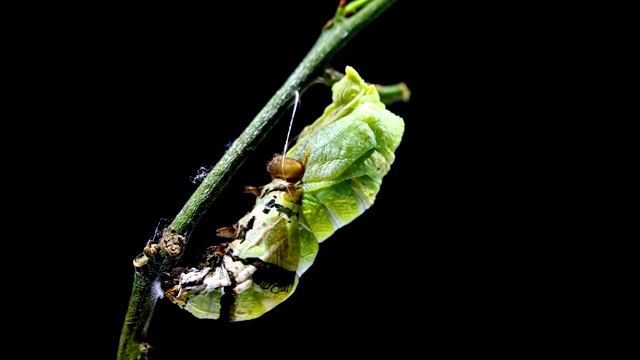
[267,154,305,182]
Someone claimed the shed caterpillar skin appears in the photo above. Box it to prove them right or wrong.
[165,154,310,321]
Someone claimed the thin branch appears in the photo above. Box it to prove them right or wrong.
[117,1,399,359]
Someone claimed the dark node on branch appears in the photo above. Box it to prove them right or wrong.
[159,227,186,257]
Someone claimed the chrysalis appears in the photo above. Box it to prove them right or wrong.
[165,66,405,320]
[165,153,309,321]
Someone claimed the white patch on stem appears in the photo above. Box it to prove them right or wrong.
[153,280,165,299]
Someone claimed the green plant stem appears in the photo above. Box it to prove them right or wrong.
[117,1,398,359]
[323,67,411,104]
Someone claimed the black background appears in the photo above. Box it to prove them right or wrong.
[34,1,570,358]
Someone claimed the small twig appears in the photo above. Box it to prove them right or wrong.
[323,67,411,105]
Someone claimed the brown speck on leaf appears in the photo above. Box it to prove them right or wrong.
[206,244,227,255]
[244,185,261,197]
[216,225,237,239]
